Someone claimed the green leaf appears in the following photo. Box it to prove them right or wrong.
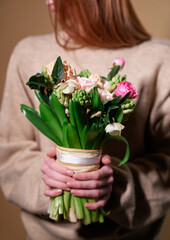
[101,135,130,166]
[84,123,98,149]
[91,87,103,112]
[20,104,60,144]
[103,105,119,124]
[114,108,123,123]
[67,123,81,149]
[69,99,76,128]
[119,92,131,105]
[92,129,105,149]
[34,90,49,105]
[68,99,82,147]
[62,121,69,148]
[73,101,86,148]
[81,125,88,149]
[26,73,47,90]
[49,94,68,126]
[100,76,107,80]
[103,95,121,108]
[103,92,130,114]
[51,56,64,83]
[107,65,120,81]
[39,103,63,145]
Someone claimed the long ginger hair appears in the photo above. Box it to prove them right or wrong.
[54,0,150,49]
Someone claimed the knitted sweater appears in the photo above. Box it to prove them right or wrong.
[0,34,170,240]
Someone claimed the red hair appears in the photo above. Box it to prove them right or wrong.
[54,0,150,49]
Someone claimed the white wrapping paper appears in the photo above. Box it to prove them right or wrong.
[56,146,102,172]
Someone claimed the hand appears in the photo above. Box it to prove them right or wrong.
[67,155,114,210]
[41,147,114,210]
[41,146,74,197]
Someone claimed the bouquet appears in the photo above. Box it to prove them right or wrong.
[21,56,138,224]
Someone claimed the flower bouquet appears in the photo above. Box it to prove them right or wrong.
[21,56,138,224]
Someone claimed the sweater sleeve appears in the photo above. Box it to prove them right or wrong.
[0,42,49,214]
[105,50,170,230]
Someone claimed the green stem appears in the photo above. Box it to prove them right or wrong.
[87,198,99,222]
[58,194,64,215]
[73,196,84,219]
[81,197,91,225]
[63,191,71,219]
[99,208,104,223]
[50,197,59,221]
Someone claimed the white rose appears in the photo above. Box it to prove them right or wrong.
[105,123,125,136]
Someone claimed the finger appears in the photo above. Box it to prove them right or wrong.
[41,164,74,183]
[42,174,70,190]
[101,155,111,165]
[73,166,113,181]
[46,185,51,190]
[85,195,110,210]
[44,188,62,197]
[47,146,56,158]
[43,157,74,177]
[71,185,112,198]
[67,175,114,189]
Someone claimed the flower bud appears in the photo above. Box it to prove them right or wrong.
[105,123,125,136]
[72,90,92,107]
[113,58,125,69]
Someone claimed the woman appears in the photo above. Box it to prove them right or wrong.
[0,0,170,240]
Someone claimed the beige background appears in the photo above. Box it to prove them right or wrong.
[0,0,170,239]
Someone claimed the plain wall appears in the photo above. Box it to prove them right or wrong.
[0,0,170,239]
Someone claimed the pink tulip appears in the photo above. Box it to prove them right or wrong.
[113,58,125,68]
[115,81,138,99]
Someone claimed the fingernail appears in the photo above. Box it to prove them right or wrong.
[67,170,73,176]
[70,190,75,194]
[56,189,62,193]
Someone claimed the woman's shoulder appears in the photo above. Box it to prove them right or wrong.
[7,34,61,81]
[9,33,62,76]
[148,38,170,47]
[14,33,56,51]
[138,38,170,56]
[11,33,58,64]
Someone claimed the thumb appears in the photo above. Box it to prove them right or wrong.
[101,155,111,165]
[47,146,56,158]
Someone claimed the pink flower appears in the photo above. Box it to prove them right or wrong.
[46,0,55,11]
[115,81,138,99]
[77,76,97,92]
[98,88,113,103]
[113,58,125,68]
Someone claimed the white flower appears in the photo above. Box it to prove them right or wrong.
[97,88,113,103]
[90,74,105,89]
[59,79,79,94]
[105,123,125,136]
[77,76,97,92]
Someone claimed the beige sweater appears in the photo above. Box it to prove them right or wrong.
[0,34,170,240]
